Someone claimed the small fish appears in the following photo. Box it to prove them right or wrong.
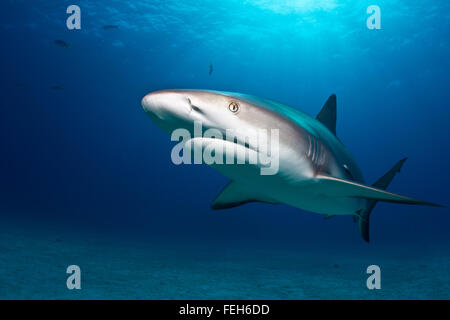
[209,63,213,75]
[51,85,64,91]
[103,25,120,30]
[54,40,71,49]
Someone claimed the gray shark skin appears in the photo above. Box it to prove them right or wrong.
[141,89,443,242]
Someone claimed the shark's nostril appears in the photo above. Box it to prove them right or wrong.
[187,98,203,113]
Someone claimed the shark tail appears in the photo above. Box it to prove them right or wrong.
[317,159,443,242]
[357,158,408,242]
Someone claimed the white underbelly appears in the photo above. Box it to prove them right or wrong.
[189,137,363,215]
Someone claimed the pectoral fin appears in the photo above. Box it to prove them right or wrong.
[316,174,442,207]
[211,181,279,210]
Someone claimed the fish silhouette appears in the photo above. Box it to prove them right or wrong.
[54,40,71,49]
[103,25,120,30]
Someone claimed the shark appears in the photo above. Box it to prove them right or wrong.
[141,90,442,242]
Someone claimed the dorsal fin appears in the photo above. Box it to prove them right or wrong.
[316,94,337,135]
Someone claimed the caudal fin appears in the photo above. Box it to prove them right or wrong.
[316,158,443,242]
[358,158,407,242]
[356,158,443,242]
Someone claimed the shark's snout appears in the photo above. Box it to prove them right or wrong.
[141,90,191,120]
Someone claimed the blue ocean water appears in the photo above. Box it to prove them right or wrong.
[0,0,449,299]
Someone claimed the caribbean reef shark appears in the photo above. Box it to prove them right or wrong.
[141,90,442,242]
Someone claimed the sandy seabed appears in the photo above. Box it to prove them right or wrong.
[0,227,449,300]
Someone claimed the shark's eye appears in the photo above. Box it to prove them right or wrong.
[228,101,240,113]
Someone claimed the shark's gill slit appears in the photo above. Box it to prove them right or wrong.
[307,135,312,158]
[343,164,354,179]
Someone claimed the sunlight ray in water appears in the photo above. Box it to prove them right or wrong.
[247,0,339,14]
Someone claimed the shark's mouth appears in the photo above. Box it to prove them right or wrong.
[184,136,260,159]
[226,136,256,152]
[207,133,259,154]
[224,127,265,153]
